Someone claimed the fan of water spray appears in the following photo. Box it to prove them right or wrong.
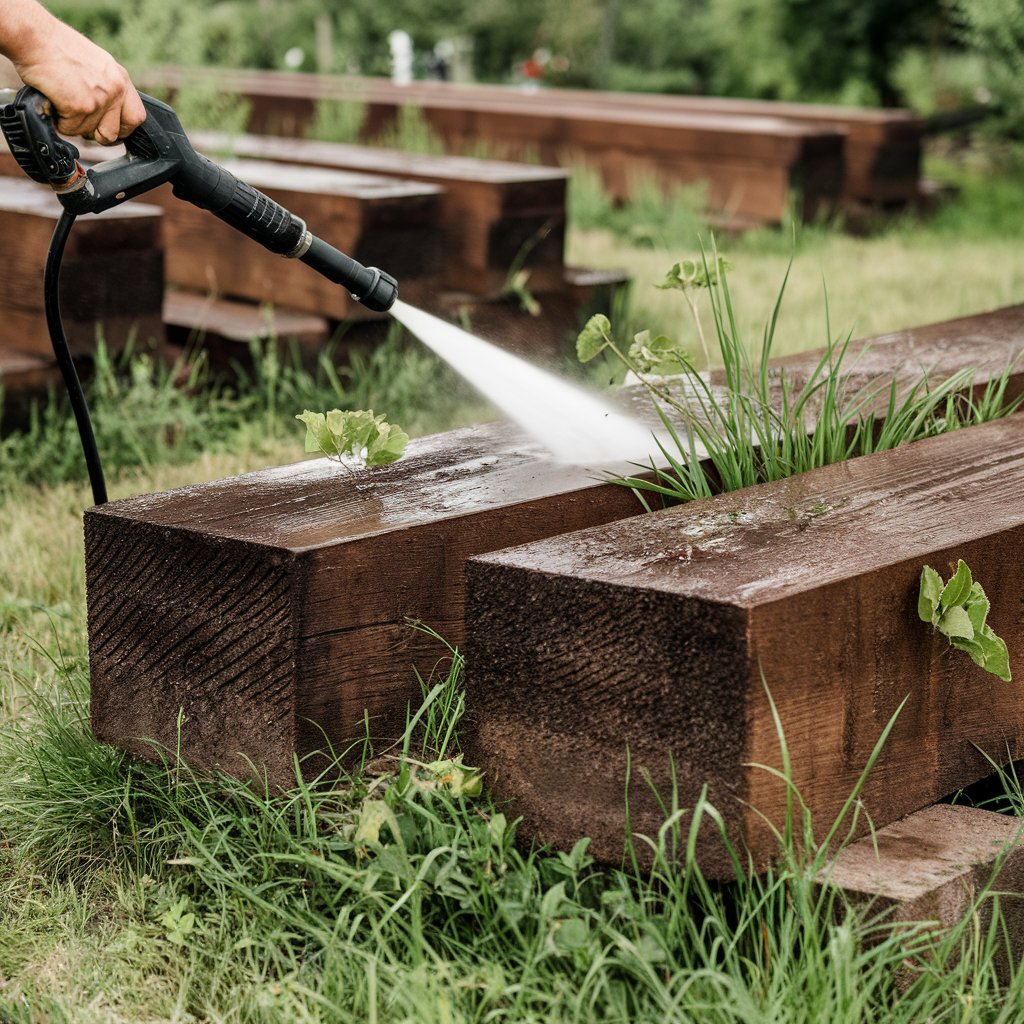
[390,300,659,467]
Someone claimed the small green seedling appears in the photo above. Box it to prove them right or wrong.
[157,895,196,947]
[296,409,408,469]
[918,559,1011,682]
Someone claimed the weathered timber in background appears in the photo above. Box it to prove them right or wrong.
[309,77,920,208]
[824,804,1024,982]
[85,303,1024,784]
[141,68,845,224]
[3,135,616,358]
[148,160,444,319]
[430,266,632,361]
[386,82,922,208]
[456,84,922,206]
[0,177,165,359]
[0,350,58,430]
[163,291,330,371]
[463,416,1024,878]
[84,425,645,784]
[0,350,56,393]
[190,131,569,298]
[776,303,1024,391]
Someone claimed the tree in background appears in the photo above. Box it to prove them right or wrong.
[42,0,1006,116]
[951,0,1024,136]
[782,0,944,105]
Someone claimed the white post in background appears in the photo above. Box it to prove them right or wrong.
[388,30,414,86]
[314,13,335,74]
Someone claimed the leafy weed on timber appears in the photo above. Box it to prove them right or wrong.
[295,408,409,469]
[919,559,1012,682]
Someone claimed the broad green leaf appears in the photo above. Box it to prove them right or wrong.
[636,931,668,964]
[298,409,408,468]
[653,262,686,291]
[366,421,409,466]
[420,758,483,797]
[541,882,568,919]
[937,605,973,640]
[552,917,590,952]
[627,331,690,374]
[296,410,332,455]
[355,412,382,449]
[966,586,990,635]
[576,314,612,362]
[488,812,507,844]
[965,625,1013,682]
[923,560,1012,683]
[354,799,398,845]
[940,559,973,610]
[981,630,1012,682]
[918,565,943,622]
[692,254,733,289]
[952,636,985,663]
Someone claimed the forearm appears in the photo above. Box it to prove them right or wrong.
[0,0,59,67]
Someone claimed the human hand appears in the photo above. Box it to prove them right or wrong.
[4,3,145,143]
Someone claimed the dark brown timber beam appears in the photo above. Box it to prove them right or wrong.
[464,415,1024,878]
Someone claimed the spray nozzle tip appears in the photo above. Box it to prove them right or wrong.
[357,267,398,313]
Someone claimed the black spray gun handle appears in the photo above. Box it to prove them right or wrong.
[0,86,398,312]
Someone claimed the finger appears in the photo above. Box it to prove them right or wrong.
[118,87,146,138]
[56,113,90,138]
[94,104,122,146]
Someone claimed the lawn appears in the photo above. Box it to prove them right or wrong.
[4,151,1024,1021]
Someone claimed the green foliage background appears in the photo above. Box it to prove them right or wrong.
[45,0,992,110]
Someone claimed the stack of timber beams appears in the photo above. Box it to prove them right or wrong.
[352,79,923,208]
[141,68,846,224]
[162,291,331,371]
[191,131,569,298]
[84,303,1024,792]
[0,132,602,360]
[146,159,444,320]
[0,176,164,395]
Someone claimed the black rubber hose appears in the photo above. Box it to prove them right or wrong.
[44,209,107,506]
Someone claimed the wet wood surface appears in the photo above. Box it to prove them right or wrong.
[190,132,569,297]
[0,177,165,358]
[85,424,645,783]
[464,415,1024,877]
[85,303,1024,786]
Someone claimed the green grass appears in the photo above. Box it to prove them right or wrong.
[6,149,1024,1020]
[569,150,1024,360]
[0,328,490,497]
[3,628,1024,1021]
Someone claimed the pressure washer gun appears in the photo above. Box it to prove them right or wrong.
[0,87,398,311]
[0,86,399,505]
